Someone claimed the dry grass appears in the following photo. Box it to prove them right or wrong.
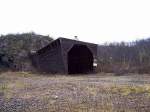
[0,71,150,112]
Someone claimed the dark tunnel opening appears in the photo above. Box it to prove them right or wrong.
[68,44,93,74]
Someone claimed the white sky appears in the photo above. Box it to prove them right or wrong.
[0,0,150,44]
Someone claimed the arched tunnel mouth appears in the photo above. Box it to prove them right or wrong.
[68,44,93,74]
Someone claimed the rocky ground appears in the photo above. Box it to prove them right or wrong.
[0,72,150,112]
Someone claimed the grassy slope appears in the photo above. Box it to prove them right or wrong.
[0,72,150,112]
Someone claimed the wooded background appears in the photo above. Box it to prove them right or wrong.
[1,33,150,74]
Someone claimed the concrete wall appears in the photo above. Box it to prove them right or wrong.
[32,38,97,74]
[33,40,65,73]
[60,38,97,73]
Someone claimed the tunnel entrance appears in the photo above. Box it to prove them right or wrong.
[68,44,93,74]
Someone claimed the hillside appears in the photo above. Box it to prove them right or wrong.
[0,33,53,71]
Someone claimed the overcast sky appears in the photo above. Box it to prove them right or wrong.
[0,0,150,44]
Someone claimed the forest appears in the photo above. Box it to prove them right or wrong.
[0,33,53,72]
[0,32,150,74]
[98,39,150,74]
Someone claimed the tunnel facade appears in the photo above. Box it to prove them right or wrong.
[32,38,97,74]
